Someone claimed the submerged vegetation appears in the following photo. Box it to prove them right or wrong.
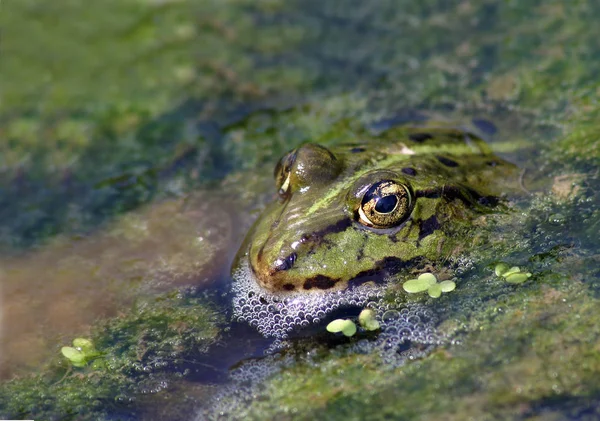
[0,292,222,420]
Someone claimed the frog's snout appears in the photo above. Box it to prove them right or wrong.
[250,245,299,292]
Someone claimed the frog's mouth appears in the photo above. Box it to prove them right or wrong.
[249,242,344,293]
[247,235,429,294]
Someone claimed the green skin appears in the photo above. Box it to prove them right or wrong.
[234,125,518,293]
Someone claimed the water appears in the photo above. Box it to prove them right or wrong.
[1,1,599,420]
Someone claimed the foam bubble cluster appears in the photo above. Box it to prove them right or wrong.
[200,263,449,419]
[231,262,387,339]
[232,261,445,347]
[203,290,444,420]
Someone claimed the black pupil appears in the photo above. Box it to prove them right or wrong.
[375,195,398,213]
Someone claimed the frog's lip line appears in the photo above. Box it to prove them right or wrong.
[243,247,425,295]
[241,255,388,296]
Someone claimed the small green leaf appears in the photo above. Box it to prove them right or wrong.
[326,319,348,333]
[505,273,530,284]
[72,338,94,353]
[439,280,456,292]
[365,320,380,331]
[502,266,521,278]
[403,278,430,293]
[61,346,85,363]
[494,263,509,276]
[358,309,380,331]
[428,284,442,298]
[341,321,357,337]
[327,319,357,336]
[417,272,437,285]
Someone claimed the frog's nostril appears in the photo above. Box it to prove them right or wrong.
[273,252,297,272]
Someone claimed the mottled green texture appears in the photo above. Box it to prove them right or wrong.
[0,292,222,420]
[270,282,598,420]
[236,126,519,292]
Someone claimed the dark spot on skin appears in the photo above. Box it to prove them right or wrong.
[418,215,441,241]
[274,252,297,271]
[388,234,399,243]
[356,232,368,260]
[472,118,498,135]
[401,167,417,176]
[415,186,500,209]
[436,156,459,167]
[309,218,353,241]
[487,160,498,167]
[303,275,338,290]
[408,133,433,143]
[295,226,341,264]
[282,283,295,291]
[350,147,366,153]
[348,256,426,287]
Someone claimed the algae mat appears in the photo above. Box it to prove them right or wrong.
[1,1,599,420]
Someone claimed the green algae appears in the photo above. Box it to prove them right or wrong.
[221,267,600,420]
[2,0,600,419]
[0,291,222,420]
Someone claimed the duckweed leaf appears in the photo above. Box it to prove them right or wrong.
[417,272,437,285]
[358,309,380,331]
[61,346,82,361]
[428,284,442,298]
[72,338,94,353]
[505,273,531,284]
[503,266,521,277]
[326,319,348,333]
[403,278,430,293]
[341,321,357,337]
[61,346,86,367]
[494,263,509,276]
[439,280,456,292]
[327,319,357,336]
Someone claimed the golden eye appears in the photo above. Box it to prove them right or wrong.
[358,180,412,228]
[274,149,297,198]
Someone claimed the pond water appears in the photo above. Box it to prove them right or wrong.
[1,1,599,420]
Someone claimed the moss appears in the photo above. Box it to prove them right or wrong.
[0,291,222,420]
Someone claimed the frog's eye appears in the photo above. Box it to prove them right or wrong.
[358,180,412,228]
[274,149,297,198]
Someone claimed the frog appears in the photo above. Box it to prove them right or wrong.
[232,122,519,298]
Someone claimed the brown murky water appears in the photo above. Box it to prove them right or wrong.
[0,191,239,379]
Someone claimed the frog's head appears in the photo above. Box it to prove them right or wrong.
[235,137,512,293]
